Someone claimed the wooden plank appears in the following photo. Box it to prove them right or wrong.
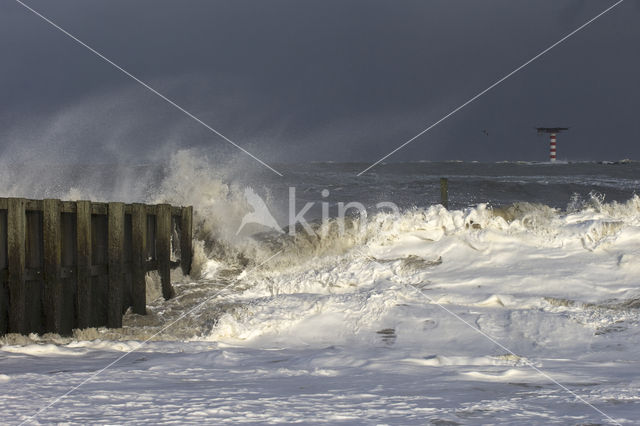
[107,202,125,328]
[25,211,43,271]
[156,204,174,300]
[180,206,193,276]
[61,213,76,268]
[91,203,108,215]
[123,214,133,309]
[0,278,6,335]
[146,214,156,261]
[0,208,7,335]
[60,201,77,213]
[0,209,6,271]
[131,204,147,314]
[25,200,43,211]
[76,201,92,329]
[90,264,108,277]
[43,199,65,334]
[0,199,7,209]
[7,198,27,334]
[61,212,76,332]
[25,210,44,333]
[60,267,74,279]
[91,214,108,326]
[24,269,42,281]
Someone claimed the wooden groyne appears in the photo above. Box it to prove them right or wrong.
[0,198,193,336]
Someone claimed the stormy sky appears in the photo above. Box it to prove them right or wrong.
[1,0,638,167]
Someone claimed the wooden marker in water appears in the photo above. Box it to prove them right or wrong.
[440,178,449,209]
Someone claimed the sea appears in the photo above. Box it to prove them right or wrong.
[1,153,640,424]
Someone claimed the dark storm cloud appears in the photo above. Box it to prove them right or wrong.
[0,0,638,164]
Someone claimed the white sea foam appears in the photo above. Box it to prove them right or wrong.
[2,152,640,423]
[197,194,640,356]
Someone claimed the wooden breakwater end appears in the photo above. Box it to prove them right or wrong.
[0,198,193,336]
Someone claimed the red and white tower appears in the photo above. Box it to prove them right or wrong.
[537,127,568,163]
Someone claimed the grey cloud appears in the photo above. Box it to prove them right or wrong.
[1,0,638,164]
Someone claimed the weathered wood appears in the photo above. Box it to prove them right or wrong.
[61,214,76,267]
[156,204,175,300]
[0,208,6,335]
[1,197,191,336]
[131,204,147,314]
[60,212,76,333]
[76,201,92,329]
[25,200,43,211]
[180,206,193,276]
[0,209,7,271]
[146,214,156,261]
[107,202,125,328]
[7,198,27,334]
[25,210,44,333]
[25,211,43,273]
[91,203,108,215]
[440,178,449,210]
[43,199,65,334]
[91,214,108,327]
[122,214,133,310]
[60,201,77,213]
[90,264,108,277]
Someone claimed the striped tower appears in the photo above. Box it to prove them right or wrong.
[537,128,567,162]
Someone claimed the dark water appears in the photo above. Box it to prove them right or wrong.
[3,160,638,217]
[245,161,640,218]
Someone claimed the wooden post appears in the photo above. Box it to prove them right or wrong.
[107,202,124,328]
[43,199,64,334]
[7,198,26,334]
[91,213,108,326]
[0,207,7,334]
[440,178,449,210]
[156,204,174,300]
[76,201,92,329]
[60,212,76,333]
[180,206,193,276]
[146,214,156,261]
[123,213,133,309]
[0,209,6,271]
[131,204,147,315]
[25,210,43,333]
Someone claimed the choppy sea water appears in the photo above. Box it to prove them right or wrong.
[1,155,640,424]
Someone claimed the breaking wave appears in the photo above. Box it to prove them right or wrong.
[2,150,640,350]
